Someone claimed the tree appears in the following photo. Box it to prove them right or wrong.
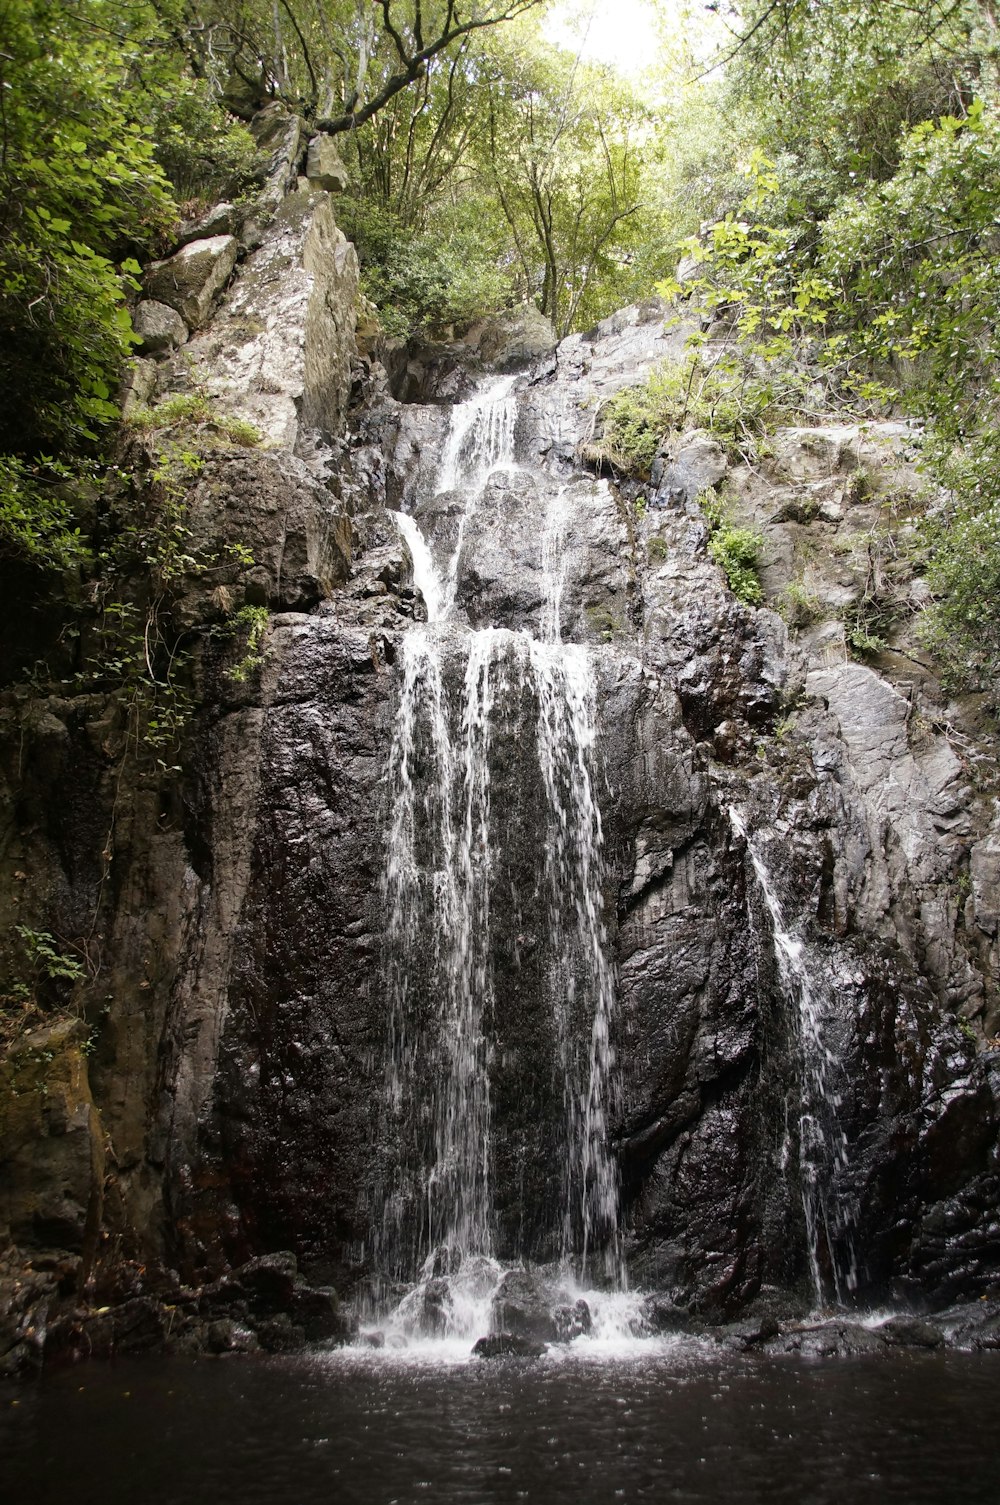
[671,2,1000,701]
[162,0,548,132]
[0,0,180,565]
[478,38,661,333]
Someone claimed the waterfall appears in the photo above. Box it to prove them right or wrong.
[377,378,623,1337]
[730,807,859,1306]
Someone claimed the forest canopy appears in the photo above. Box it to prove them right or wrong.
[2,0,1000,701]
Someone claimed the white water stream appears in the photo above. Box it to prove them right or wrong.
[372,377,633,1352]
[730,806,859,1306]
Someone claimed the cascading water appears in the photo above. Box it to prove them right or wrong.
[374,377,626,1348]
[729,807,859,1307]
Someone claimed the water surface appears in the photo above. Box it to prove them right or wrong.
[4,1345,997,1505]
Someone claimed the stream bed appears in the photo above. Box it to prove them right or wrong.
[4,1346,998,1504]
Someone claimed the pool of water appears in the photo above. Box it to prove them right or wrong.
[4,1341,997,1505]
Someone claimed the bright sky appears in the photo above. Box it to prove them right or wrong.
[543,1,724,78]
[544,0,658,74]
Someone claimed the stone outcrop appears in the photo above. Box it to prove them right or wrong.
[305,135,350,193]
[132,299,188,356]
[143,235,239,329]
[0,1018,104,1252]
[476,305,557,368]
[162,190,360,455]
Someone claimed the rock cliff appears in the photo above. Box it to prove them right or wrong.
[1,117,998,1375]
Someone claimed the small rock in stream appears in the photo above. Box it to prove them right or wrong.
[472,1333,547,1360]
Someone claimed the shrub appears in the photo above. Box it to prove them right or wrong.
[593,350,798,478]
[708,526,764,606]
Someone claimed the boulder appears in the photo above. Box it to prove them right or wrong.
[652,429,728,506]
[176,202,241,249]
[880,1315,945,1349]
[305,135,350,193]
[206,1318,260,1354]
[490,1269,560,1343]
[478,306,557,368]
[144,235,239,328]
[132,299,188,355]
[473,1332,547,1360]
[553,1299,593,1341]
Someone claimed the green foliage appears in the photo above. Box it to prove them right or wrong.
[0,457,87,568]
[151,81,265,207]
[675,6,1000,701]
[707,525,764,607]
[227,605,270,682]
[918,487,1000,693]
[478,34,667,335]
[14,927,86,988]
[337,197,512,336]
[0,1,177,464]
[0,0,185,583]
[594,351,789,478]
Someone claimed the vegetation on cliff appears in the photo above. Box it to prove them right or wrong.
[2,0,1000,702]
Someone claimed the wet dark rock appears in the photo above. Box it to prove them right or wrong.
[420,1278,451,1337]
[219,1251,298,1311]
[0,1021,105,1254]
[207,1318,260,1354]
[880,1316,946,1350]
[640,1294,691,1334]
[715,1316,782,1352]
[109,1297,168,1355]
[761,1322,888,1359]
[491,1270,561,1343]
[473,1332,547,1360]
[941,1300,1000,1350]
[553,1299,593,1341]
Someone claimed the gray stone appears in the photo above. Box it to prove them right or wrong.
[144,235,239,328]
[971,813,1000,936]
[478,305,557,368]
[176,202,241,248]
[305,135,350,193]
[170,192,358,453]
[121,355,158,417]
[132,298,188,355]
[652,429,728,505]
[473,1332,547,1360]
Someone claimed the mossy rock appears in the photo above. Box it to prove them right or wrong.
[0,1017,105,1250]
